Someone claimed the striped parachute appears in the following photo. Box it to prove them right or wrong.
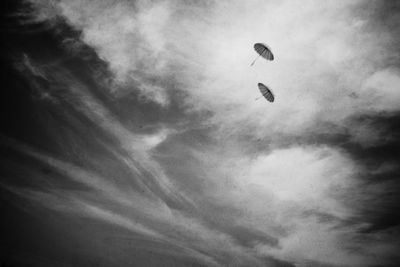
[251,43,274,66]
[258,83,274,102]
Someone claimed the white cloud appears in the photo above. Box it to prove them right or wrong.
[258,217,366,267]
[77,200,164,239]
[160,0,398,144]
[191,144,370,266]
[27,0,173,105]
[246,146,356,216]
[28,0,400,143]
[358,67,400,113]
[57,0,172,77]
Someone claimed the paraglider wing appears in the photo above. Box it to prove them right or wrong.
[254,43,274,61]
[258,83,274,102]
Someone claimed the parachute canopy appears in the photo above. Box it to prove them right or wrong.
[254,43,274,60]
[258,83,274,102]
[251,43,274,66]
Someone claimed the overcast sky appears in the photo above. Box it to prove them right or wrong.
[1,0,400,266]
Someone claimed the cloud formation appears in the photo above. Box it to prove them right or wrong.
[1,0,400,266]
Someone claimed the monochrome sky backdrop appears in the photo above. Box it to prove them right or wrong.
[1,1,400,266]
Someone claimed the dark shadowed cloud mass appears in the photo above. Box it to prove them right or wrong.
[1,0,400,266]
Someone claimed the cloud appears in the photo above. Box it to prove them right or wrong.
[218,146,363,265]
[51,0,173,106]
[358,67,400,113]
[258,217,365,267]
[245,146,356,216]
[26,0,400,145]
[159,139,375,265]
[184,0,399,141]
[17,57,187,204]
[9,0,400,266]
[77,201,164,239]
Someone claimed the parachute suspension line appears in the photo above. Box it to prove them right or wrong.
[252,62,263,101]
[250,54,261,66]
[252,62,260,101]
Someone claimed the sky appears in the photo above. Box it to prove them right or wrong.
[1,0,400,266]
